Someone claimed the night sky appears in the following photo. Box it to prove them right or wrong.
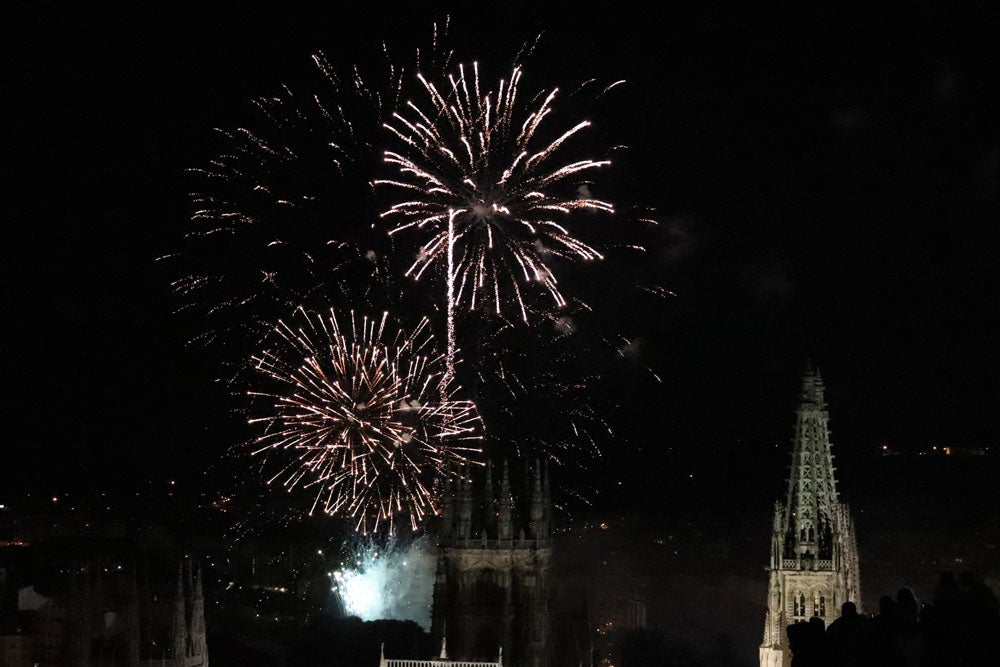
[6,3,998,500]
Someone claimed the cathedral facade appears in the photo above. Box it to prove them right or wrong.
[759,368,861,667]
[431,461,553,667]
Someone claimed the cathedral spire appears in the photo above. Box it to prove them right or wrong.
[784,365,839,558]
[171,562,187,659]
[760,366,861,667]
[125,565,140,667]
[190,561,208,659]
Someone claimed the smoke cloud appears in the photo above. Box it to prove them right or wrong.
[331,536,436,629]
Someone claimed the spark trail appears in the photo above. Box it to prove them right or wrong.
[377,63,615,323]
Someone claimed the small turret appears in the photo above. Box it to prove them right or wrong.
[770,501,784,568]
[543,459,552,536]
[483,460,496,538]
[498,460,513,541]
[441,468,455,538]
[530,460,547,539]
[458,465,473,540]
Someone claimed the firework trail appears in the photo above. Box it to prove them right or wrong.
[248,306,481,533]
[376,62,615,325]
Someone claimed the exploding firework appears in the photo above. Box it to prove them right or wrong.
[170,71,383,352]
[377,63,617,323]
[165,27,457,355]
[169,25,661,522]
[331,535,435,627]
[248,307,482,533]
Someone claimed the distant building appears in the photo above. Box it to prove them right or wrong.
[431,461,587,667]
[0,558,208,667]
[759,367,861,667]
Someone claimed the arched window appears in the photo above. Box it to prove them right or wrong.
[474,576,503,606]
[813,591,821,616]
[799,593,806,617]
[820,595,826,617]
[808,526,815,542]
[793,595,800,616]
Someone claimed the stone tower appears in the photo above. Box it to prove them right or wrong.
[432,460,552,667]
[171,559,209,665]
[759,367,861,667]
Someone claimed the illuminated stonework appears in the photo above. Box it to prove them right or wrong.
[759,367,861,667]
[432,461,553,667]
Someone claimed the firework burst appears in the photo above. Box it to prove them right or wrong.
[166,26,456,355]
[168,25,660,521]
[377,63,615,322]
[248,307,481,533]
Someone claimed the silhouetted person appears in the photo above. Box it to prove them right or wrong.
[893,587,925,667]
[933,571,962,613]
[896,588,918,625]
[788,617,825,666]
[870,595,904,667]
[868,574,1000,667]
[956,571,1000,666]
[924,571,962,665]
[958,571,999,618]
[825,601,869,667]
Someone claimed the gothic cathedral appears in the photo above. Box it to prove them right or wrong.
[759,367,861,667]
[432,461,553,667]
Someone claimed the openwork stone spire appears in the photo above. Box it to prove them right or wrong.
[784,367,839,559]
[760,366,861,667]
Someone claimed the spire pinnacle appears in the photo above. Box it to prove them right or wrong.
[785,364,838,558]
[799,364,826,408]
[458,463,472,539]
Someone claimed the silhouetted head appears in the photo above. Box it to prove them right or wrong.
[958,571,979,589]
[897,587,917,608]
[841,601,857,617]
[934,571,960,605]
[937,571,958,589]
[879,595,896,615]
